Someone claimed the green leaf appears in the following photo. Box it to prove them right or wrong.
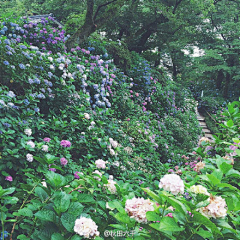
[107,200,125,213]
[68,202,84,217]
[35,187,49,202]
[212,169,223,181]
[77,194,95,203]
[219,162,232,174]
[226,169,240,179]
[35,209,56,222]
[150,217,184,232]
[51,233,64,240]
[54,191,71,213]
[142,188,161,203]
[226,119,234,127]
[195,199,210,209]
[1,187,15,197]
[207,174,220,185]
[113,212,133,225]
[61,212,75,232]
[17,234,31,240]
[235,149,240,156]
[46,171,66,189]
[192,212,222,237]
[71,236,82,240]
[214,219,237,233]
[16,208,33,217]
[196,229,213,238]
[146,211,161,222]
[160,193,187,215]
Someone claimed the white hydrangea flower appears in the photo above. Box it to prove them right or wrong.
[74,217,100,239]
[93,170,102,181]
[190,185,210,196]
[109,138,118,148]
[95,159,106,169]
[42,145,49,152]
[24,128,32,136]
[125,197,154,223]
[109,148,115,156]
[26,140,35,148]
[104,177,117,194]
[159,174,184,195]
[84,113,90,119]
[26,153,33,162]
[199,195,227,219]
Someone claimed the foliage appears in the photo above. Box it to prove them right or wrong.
[0,13,239,240]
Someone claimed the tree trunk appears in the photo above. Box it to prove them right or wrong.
[216,70,224,89]
[66,23,96,50]
[223,72,230,98]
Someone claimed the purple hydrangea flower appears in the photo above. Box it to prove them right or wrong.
[43,137,51,142]
[60,140,71,147]
[5,176,13,182]
[60,157,68,166]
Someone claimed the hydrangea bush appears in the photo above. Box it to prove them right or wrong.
[0,16,239,239]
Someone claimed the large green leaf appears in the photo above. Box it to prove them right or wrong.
[51,233,64,240]
[146,211,161,222]
[77,194,95,203]
[61,212,75,232]
[46,171,66,189]
[192,212,222,237]
[35,187,49,202]
[150,217,184,232]
[35,209,56,222]
[54,191,71,213]
[142,188,161,203]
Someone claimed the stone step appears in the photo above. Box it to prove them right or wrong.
[205,133,213,139]
[202,128,211,133]
[199,122,207,127]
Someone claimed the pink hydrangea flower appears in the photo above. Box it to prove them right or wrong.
[43,137,51,142]
[5,176,13,182]
[60,157,68,166]
[60,140,71,147]
[159,174,184,195]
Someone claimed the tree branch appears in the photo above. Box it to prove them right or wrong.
[93,0,118,22]
[173,0,183,14]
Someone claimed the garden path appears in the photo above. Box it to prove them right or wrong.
[196,109,213,139]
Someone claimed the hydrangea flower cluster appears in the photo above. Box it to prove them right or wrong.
[74,217,100,239]
[125,197,154,223]
[95,159,106,169]
[199,195,227,219]
[189,185,210,196]
[159,174,184,195]
[60,140,71,147]
[104,176,117,194]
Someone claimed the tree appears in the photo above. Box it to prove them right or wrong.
[65,0,125,49]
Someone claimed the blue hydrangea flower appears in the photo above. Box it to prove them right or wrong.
[37,93,45,99]
[7,91,16,98]
[3,61,9,65]
[34,107,40,112]
[19,63,25,69]
[34,78,41,84]
[28,79,34,84]
[4,39,10,45]
[23,99,30,105]
[19,45,27,49]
